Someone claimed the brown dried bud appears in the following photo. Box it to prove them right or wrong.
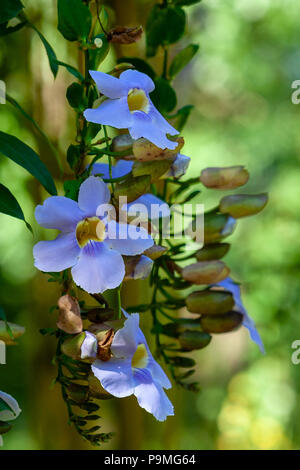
[186,289,234,315]
[132,136,184,162]
[181,261,230,285]
[57,294,83,334]
[108,26,143,44]
[219,193,268,218]
[143,244,167,260]
[200,311,243,333]
[178,330,212,351]
[97,328,114,362]
[200,166,249,190]
[195,243,230,261]
[87,308,114,323]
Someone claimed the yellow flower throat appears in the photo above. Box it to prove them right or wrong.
[76,217,106,248]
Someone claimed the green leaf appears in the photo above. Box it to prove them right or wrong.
[170,105,194,132]
[0,0,23,24]
[146,5,186,57]
[55,60,84,82]
[117,57,156,80]
[66,144,81,170]
[169,44,199,78]
[0,183,32,232]
[150,77,177,113]
[6,94,63,173]
[30,24,58,78]
[66,82,86,111]
[173,0,202,5]
[89,34,109,70]
[0,306,14,340]
[57,0,92,42]
[0,20,26,37]
[0,131,57,195]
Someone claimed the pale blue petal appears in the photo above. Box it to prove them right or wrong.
[92,358,134,398]
[221,216,237,237]
[89,70,127,98]
[71,241,124,294]
[147,357,172,389]
[111,313,140,358]
[148,102,178,136]
[133,370,174,421]
[84,97,133,129]
[35,196,84,232]
[0,392,21,421]
[132,255,153,280]
[104,220,154,255]
[164,154,191,178]
[119,69,155,93]
[129,112,178,150]
[33,232,80,272]
[78,176,110,216]
[81,331,98,359]
[214,277,265,353]
[125,194,170,219]
[91,160,133,179]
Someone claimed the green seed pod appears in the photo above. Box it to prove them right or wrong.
[61,332,86,361]
[200,166,249,190]
[178,330,212,351]
[168,356,196,368]
[111,133,133,154]
[87,308,114,323]
[143,244,167,260]
[114,175,151,202]
[88,373,113,400]
[132,160,172,182]
[182,261,230,285]
[200,311,243,333]
[186,289,234,315]
[66,384,89,404]
[195,243,230,261]
[219,193,268,218]
[0,321,25,345]
[161,320,202,338]
[203,213,237,244]
[0,421,12,435]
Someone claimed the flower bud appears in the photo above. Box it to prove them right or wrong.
[219,193,268,218]
[200,311,243,333]
[182,261,230,285]
[61,332,86,360]
[168,356,196,368]
[108,26,143,44]
[143,244,167,260]
[178,330,212,351]
[114,175,151,202]
[204,213,237,243]
[132,160,172,182]
[186,289,234,315]
[0,391,21,421]
[57,294,83,334]
[66,384,89,404]
[0,321,25,345]
[161,320,202,338]
[124,255,153,280]
[195,243,230,261]
[87,308,114,323]
[111,134,133,154]
[200,166,249,190]
[88,374,112,399]
[0,421,12,435]
[132,136,184,162]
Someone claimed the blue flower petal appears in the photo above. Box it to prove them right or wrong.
[133,369,174,422]
[33,232,80,272]
[91,160,133,179]
[164,154,191,178]
[111,313,140,358]
[78,176,111,217]
[89,70,127,99]
[84,96,132,129]
[119,69,155,94]
[129,112,178,150]
[132,255,153,280]
[71,241,125,294]
[81,331,98,359]
[125,193,170,219]
[35,196,84,232]
[104,220,154,255]
[148,103,178,137]
[92,358,135,398]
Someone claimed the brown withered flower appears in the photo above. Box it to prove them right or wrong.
[97,328,114,362]
[108,26,143,44]
[57,294,83,334]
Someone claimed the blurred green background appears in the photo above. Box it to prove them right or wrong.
[1,0,300,450]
